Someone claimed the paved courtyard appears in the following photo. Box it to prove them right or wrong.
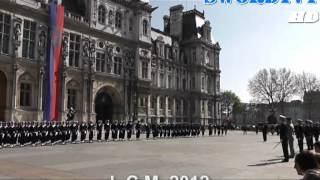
[0,131,300,179]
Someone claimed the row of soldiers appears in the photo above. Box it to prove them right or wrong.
[0,120,224,148]
[294,119,320,152]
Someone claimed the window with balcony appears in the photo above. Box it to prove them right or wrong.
[22,20,36,59]
[96,52,106,72]
[113,57,122,75]
[67,88,77,109]
[69,33,81,67]
[142,61,148,79]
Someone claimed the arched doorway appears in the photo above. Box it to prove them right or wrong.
[0,71,7,121]
[95,92,113,123]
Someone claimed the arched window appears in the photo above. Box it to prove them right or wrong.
[115,11,122,28]
[143,19,148,36]
[98,5,106,24]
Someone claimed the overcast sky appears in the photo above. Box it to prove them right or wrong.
[150,0,320,103]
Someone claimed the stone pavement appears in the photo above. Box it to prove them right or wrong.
[0,131,300,179]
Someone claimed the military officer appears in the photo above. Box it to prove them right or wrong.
[126,121,133,140]
[104,120,111,141]
[136,121,141,140]
[96,120,103,142]
[294,119,304,153]
[80,121,87,143]
[88,121,95,143]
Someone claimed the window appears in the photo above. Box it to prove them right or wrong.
[0,13,10,54]
[168,98,172,110]
[139,97,146,107]
[113,57,122,75]
[183,79,186,91]
[151,72,156,86]
[168,75,172,89]
[143,19,148,36]
[176,100,180,113]
[69,33,80,67]
[192,51,196,62]
[20,83,31,107]
[67,89,77,109]
[151,96,156,109]
[192,77,195,89]
[208,102,212,116]
[108,10,113,25]
[160,97,165,109]
[96,52,106,72]
[159,44,164,57]
[22,20,36,59]
[98,5,106,24]
[142,61,148,79]
[160,73,165,88]
[115,11,122,29]
[129,18,133,31]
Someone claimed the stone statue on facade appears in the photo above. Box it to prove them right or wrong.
[62,34,69,62]
[82,39,90,58]
[13,18,22,50]
[38,30,47,56]
[105,43,113,61]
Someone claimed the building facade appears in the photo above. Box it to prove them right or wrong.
[0,0,221,124]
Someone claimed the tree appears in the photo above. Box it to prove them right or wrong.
[248,68,297,112]
[295,72,320,98]
[248,68,278,105]
[274,68,297,113]
[221,90,243,118]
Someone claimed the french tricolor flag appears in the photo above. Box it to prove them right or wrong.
[44,2,64,121]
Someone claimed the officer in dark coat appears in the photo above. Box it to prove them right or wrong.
[262,124,268,142]
[294,119,304,153]
[66,121,71,143]
[80,121,87,143]
[88,121,95,143]
[126,121,133,140]
[18,122,25,147]
[104,120,111,141]
[279,115,289,162]
[208,124,213,136]
[61,121,68,144]
[201,124,205,136]
[305,120,314,150]
[96,120,103,142]
[71,121,78,143]
[135,121,141,140]
[111,121,118,141]
[145,123,150,139]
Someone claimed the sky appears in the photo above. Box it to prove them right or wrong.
[149,0,320,103]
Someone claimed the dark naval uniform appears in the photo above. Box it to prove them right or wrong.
[294,122,304,153]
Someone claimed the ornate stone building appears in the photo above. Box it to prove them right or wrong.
[0,0,221,124]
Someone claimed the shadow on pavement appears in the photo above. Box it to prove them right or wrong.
[247,158,286,167]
